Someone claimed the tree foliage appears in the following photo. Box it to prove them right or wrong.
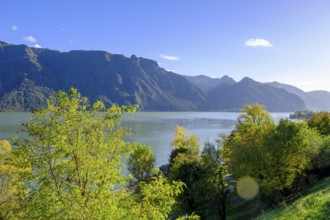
[168,127,229,219]
[0,140,30,219]
[127,143,156,184]
[308,111,330,136]
[0,88,189,219]
[169,126,200,166]
[289,110,313,120]
[223,104,323,200]
[263,119,322,194]
[11,88,139,218]
[223,104,275,179]
[128,176,185,219]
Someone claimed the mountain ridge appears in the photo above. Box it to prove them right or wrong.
[205,77,306,112]
[0,42,206,111]
[266,81,330,110]
[0,41,324,112]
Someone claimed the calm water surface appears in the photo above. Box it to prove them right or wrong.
[0,112,290,166]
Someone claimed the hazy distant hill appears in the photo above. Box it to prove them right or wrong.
[267,82,330,110]
[184,75,236,93]
[206,77,306,111]
[0,41,322,112]
[307,90,330,110]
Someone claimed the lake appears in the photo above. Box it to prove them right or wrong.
[0,112,290,166]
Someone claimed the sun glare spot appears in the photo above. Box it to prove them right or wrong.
[236,176,259,200]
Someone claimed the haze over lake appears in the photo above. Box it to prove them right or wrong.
[0,112,290,166]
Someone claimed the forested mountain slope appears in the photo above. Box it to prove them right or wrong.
[0,41,313,112]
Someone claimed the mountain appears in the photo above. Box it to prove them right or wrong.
[307,90,330,110]
[267,82,330,110]
[0,42,206,111]
[184,75,236,93]
[0,77,55,111]
[206,77,306,112]
[0,41,318,112]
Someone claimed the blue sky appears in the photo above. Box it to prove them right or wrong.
[1,0,330,91]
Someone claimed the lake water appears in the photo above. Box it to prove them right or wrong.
[0,112,290,166]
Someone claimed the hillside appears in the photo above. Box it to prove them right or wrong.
[184,74,236,93]
[267,82,330,110]
[205,77,306,112]
[0,41,317,112]
[255,178,330,220]
[0,41,206,111]
[308,90,330,110]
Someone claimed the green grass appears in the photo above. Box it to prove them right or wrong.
[227,196,266,220]
[254,177,330,220]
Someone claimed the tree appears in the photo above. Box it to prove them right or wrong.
[0,140,30,219]
[223,104,322,201]
[128,176,185,219]
[127,143,156,184]
[289,110,313,120]
[169,126,200,167]
[308,111,330,136]
[168,127,229,219]
[8,88,186,219]
[223,104,275,180]
[13,88,138,219]
[199,141,229,219]
[264,119,322,195]
[309,133,330,178]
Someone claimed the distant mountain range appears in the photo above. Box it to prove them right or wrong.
[0,41,329,112]
[266,81,330,110]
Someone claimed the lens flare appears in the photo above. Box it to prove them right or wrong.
[236,176,259,200]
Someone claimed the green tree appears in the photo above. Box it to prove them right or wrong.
[169,127,229,219]
[127,143,156,184]
[264,119,322,195]
[169,126,200,166]
[13,88,138,219]
[308,111,330,136]
[0,140,30,219]
[199,141,229,219]
[127,176,185,219]
[310,135,330,176]
[224,104,322,201]
[223,104,275,180]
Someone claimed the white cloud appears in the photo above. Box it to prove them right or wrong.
[69,40,74,44]
[160,54,180,61]
[165,68,178,72]
[12,25,18,31]
[23,35,37,43]
[245,38,273,47]
[34,44,42,48]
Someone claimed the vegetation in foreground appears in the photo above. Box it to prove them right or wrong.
[0,88,187,219]
[255,177,330,220]
[1,88,330,219]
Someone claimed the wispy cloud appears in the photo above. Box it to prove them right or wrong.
[160,54,180,61]
[23,35,37,43]
[11,25,18,31]
[245,38,273,47]
[34,44,42,48]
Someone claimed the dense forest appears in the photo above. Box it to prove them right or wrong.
[1,89,330,219]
